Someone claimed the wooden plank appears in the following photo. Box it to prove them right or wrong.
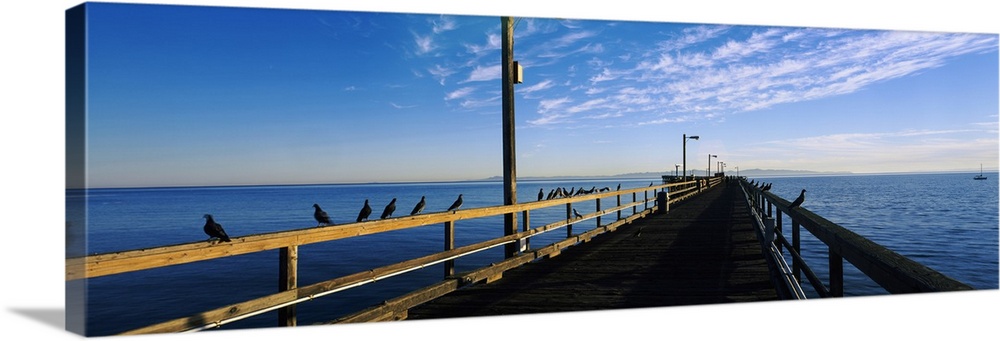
[404,184,779,320]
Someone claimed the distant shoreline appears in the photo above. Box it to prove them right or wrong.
[74,169,995,191]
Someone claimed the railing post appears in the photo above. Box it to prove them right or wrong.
[278,245,297,327]
[632,192,637,215]
[792,221,801,283]
[772,204,781,253]
[444,221,455,277]
[596,198,602,227]
[644,189,648,210]
[829,248,844,297]
[616,192,622,221]
[521,210,530,252]
[566,203,573,237]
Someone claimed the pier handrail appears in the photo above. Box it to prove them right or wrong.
[68,178,722,334]
[739,178,973,296]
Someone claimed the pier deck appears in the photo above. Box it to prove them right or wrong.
[404,183,778,320]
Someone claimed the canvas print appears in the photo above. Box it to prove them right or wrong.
[65,1,999,337]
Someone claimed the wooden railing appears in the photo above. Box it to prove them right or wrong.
[66,178,722,335]
[739,178,973,297]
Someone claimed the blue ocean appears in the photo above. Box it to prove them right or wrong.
[67,173,998,336]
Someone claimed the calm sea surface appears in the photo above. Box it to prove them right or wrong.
[67,173,998,336]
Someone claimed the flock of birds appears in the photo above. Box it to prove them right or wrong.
[201,194,466,244]
[199,182,642,244]
[539,183,625,201]
[201,181,798,245]
[747,179,806,209]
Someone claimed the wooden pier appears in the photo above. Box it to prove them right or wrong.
[400,183,777,320]
[65,176,973,336]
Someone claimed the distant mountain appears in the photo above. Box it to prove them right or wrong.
[735,168,853,177]
[478,168,851,182]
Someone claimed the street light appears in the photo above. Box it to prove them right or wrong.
[683,134,699,182]
[708,154,717,177]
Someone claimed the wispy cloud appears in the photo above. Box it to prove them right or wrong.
[428,64,457,85]
[737,128,998,172]
[431,15,457,34]
[519,79,554,95]
[462,64,501,83]
[389,102,416,109]
[413,32,434,55]
[444,87,475,101]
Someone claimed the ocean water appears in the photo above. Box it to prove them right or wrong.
[753,172,999,297]
[67,173,999,336]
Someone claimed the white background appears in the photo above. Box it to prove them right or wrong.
[1,1,997,340]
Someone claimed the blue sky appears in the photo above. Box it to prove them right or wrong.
[76,2,999,188]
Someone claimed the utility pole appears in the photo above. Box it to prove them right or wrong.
[501,16,517,259]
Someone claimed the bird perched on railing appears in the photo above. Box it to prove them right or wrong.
[761,183,772,192]
[202,214,231,243]
[380,198,397,219]
[357,199,372,222]
[410,196,426,215]
[788,189,806,209]
[538,188,544,201]
[447,194,463,212]
[313,204,332,226]
[573,208,583,219]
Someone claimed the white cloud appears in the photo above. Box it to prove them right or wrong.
[462,64,501,83]
[413,33,434,55]
[428,64,457,85]
[431,15,457,34]
[445,87,475,100]
[519,79,554,94]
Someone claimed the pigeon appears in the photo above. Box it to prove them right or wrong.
[357,199,372,222]
[538,188,544,201]
[546,189,556,200]
[447,194,463,212]
[573,208,583,219]
[313,203,332,226]
[380,198,397,219]
[202,214,231,243]
[788,189,806,209]
[410,196,426,215]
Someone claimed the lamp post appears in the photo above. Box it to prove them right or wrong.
[708,154,717,177]
[683,134,699,182]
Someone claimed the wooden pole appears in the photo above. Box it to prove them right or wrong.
[444,221,455,277]
[501,16,518,259]
[278,246,297,326]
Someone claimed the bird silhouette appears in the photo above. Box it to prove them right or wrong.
[573,208,583,219]
[762,183,772,192]
[380,198,397,219]
[447,194,463,212]
[617,183,621,191]
[313,204,332,226]
[546,189,556,200]
[538,188,544,201]
[202,214,231,243]
[410,196,426,215]
[788,189,806,209]
[357,199,372,222]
